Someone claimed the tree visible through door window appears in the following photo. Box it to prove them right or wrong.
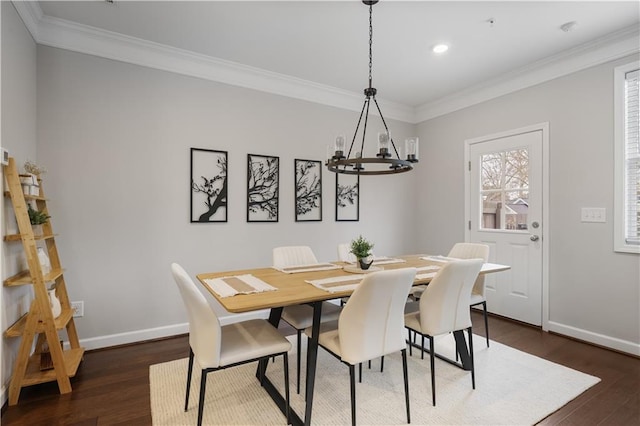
[480,148,529,230]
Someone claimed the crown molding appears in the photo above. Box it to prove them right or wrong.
[13,1,415,123]
[12,1,638,125]
[415,25,640,123]
[11,0,42,41]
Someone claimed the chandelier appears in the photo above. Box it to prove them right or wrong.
[327,0,419,176]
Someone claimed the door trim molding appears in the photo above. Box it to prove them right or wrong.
[464,122,550,331]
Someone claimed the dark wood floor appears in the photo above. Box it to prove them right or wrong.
[2,312,638,425]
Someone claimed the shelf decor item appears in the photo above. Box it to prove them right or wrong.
[350,235,374,270]
[28,204,50,225]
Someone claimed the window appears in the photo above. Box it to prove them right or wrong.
[614,62,640,253]
[480,148,529,231]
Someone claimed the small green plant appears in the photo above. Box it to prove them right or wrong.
[28,204,51,225]
[350,235,374,259]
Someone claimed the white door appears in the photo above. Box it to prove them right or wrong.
[466,125,545,326]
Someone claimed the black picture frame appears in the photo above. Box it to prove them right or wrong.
[336,173,359,221]
[190,148,228,223]
[247,154,280,222]
[295,159,322,222]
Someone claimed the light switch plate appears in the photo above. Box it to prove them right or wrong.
[0,148,8,165]
[581,207,606,223]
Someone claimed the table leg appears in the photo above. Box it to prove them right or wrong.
[453,330,472,371]
[406,330,472,371]
[304,301,323,426]
[255,307,305,425]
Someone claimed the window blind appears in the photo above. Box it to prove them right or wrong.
[625,69,640,244]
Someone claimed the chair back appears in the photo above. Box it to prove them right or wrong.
[337,243,357,263]
[171,263,222,368]
[273,246,318,268]
[419,259,483,336]
[339,268,417,364]
[448,243,489,298]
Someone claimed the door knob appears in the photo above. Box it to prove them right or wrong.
[530,235,540,242]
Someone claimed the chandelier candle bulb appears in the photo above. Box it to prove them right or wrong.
[405,137,419,162]
[334,135,346,159]
[377,132,391,158]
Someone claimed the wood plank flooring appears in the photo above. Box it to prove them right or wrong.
[2,313,638,425]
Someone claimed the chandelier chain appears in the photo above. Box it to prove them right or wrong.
[368,4,373,89]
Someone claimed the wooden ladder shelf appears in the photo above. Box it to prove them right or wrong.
[3,157,84,405]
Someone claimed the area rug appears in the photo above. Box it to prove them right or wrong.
[150,334,599,425]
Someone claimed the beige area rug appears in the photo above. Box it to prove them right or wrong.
[150,334,599,425]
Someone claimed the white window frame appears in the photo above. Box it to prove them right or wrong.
[614,61,640,254]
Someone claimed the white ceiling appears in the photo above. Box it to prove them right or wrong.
[32,1,640,118]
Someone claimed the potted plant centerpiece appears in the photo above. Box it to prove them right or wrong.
[28,204,50,236]
[350,235,374,270]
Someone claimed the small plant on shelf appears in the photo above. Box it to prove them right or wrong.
[28,204,51,225]
[24,160,47,176]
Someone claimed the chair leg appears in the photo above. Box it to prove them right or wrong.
[197,369,208,426]
[429,336,436,406]
[407,329,413,357]
[368,360,371,369]
[296,329,302,394]
[482,301,490,347]
[349,364,357,426]
[421,335,425,360]
[468,327,476,390]
[185,347,194,411]
[401,349,411,424]
[283,352,291,424]
[359,362,362,383]
[380,356,384,373]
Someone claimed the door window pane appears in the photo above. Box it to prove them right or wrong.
[480,148,529,230]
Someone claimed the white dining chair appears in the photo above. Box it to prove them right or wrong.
[404,258,483,406]
[337,243,357,263]
[448,242,491,347]
[273,246,342,394]
[171,263,291,426]
[306,268,417,426]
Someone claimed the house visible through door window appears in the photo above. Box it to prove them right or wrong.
[614,62,640,253]
[480,148,529,230]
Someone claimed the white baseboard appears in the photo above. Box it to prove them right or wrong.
[65,310,270,351]
[547,321,640,356]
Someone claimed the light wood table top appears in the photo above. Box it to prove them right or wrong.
[196,254,510,313]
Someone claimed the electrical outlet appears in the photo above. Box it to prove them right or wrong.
[71,301,84,318]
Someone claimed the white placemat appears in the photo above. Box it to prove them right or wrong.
[306,275,364,293]
[203,274,277,298]
[421,255,458,263]
[273,263,341,274]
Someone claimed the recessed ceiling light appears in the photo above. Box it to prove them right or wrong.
[433,44,449,54]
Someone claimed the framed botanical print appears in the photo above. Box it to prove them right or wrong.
[295,159,322,222]
[190,148,228,223]
[336,173,359,221]
[247,154,280,222]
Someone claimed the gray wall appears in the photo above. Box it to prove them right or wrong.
[35,45,420,345]
[416,53,640,351]
[1,1,38,403]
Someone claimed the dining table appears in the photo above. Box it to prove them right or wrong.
[196,254,510,426]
